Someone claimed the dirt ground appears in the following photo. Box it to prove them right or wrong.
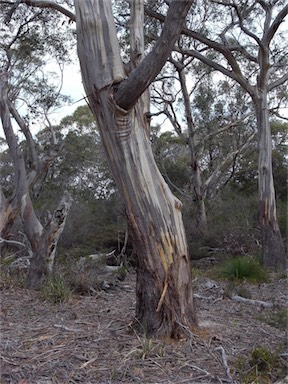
[0,265,287,384]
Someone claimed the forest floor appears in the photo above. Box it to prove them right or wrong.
[0,260,287,384]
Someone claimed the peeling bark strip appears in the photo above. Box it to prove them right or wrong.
[108,96,132,141]
[75,0,196,336]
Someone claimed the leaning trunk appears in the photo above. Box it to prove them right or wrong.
[75,0,196,337]
[0,71,72,287]
[255,95,286,269]
[98,96,196,336]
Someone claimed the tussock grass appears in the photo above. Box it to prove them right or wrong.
[42,275,72,304]
[214,256,268,282]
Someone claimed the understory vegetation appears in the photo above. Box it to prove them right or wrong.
[1,252,287,383]
[0,0,287,380]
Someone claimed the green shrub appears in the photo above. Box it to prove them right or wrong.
[215,256,268,282]
[235,346,286,383]
[42,275,71,304]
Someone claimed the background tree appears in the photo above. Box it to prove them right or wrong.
[35,105,126,255]
[145,0,288,269]
[0,1,74,286]
[151,56,256,237]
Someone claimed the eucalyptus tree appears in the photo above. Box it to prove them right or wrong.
[146,0,288,268]
[11,0,197,337]
[151,57,256,236]
[0,1,73,286]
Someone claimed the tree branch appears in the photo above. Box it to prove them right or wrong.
[144,5,254,97]
[19,0,75,21]
[8,101,39,175]
[263,4,288,46]
[0,236,26,248]
[268,72,288,92]
[175,47,255,97]
[201,113,253,143]
[114,0,194,110]
[202,130,257,196]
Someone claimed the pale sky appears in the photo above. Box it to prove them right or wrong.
[49,61,86,125]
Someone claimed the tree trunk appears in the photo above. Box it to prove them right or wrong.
[0,71,72,287]
[27,191,73,288]
[172,59,208,236]
[75,0,196,337]
[0,186,20,241]
[192,162,208,236]
[255,94,286,270]
[195,196,207,237]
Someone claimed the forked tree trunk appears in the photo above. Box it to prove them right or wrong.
[27,191,73,288]
[75,0,196,337]
[0,71,72,287]
[255,94,286,270]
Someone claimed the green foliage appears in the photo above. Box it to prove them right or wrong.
[115,265,128,281]
[152,130,191,192]
[60,105,95,131]
[258,308,288,330]
[277,199,288,237]
[231,120,288,202]
[125,328,165,361]
[42,275,71,304]
[187,190,261,257]
[235,346,286,384]
[215,257,268,282]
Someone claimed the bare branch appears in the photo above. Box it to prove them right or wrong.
[162,168,189,198]
[163,104,187,143]
[174,47,254,97]
[202,130,257,195]
[114,0,193,110]
[8,101,39,175]
[270,110,288,121]
[268,72,288,92]
[211,0,264,47]
[263,4,288,46]
[202,113,254,142]
[0,236,26,248]
[19,0,75,21]
[144,5,254,96]
[3,0,22,23]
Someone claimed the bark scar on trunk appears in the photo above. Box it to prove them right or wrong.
[174,197,182,210]
[108,94,133,141]
[156,279,169,312]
